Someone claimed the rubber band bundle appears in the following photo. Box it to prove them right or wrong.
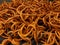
[0,0,60,45]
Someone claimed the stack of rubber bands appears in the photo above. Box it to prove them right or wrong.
[0,0,60,45]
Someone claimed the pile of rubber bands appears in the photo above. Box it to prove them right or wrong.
[0,0,60,45]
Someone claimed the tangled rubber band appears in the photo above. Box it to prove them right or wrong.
[0,0,60,45]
